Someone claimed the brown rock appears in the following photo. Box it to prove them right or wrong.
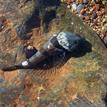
[84,16,90,21]
[77,0,83,4]
[105,7,107,14]
[102,18,106,24]
[102,24,107,33]
[80,9,86,15]
[93,4,100,11]
[66,0,73,4]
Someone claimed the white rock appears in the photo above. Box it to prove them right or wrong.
[60,0,65,3]
[67,5,71,9]
[22,61,29,66]
[72,3,77,11]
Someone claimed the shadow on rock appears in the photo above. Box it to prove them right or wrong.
[1,39,92,72]
[16,0,61,39]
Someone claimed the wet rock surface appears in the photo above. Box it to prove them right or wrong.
[0,0,107,107]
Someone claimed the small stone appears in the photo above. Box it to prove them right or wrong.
[90,8,94,13]
[102,24,107,32]
[80,9,86,15]
[93,19,98,25]
[76,4,85,13]
[0,20,3,28]
[71,22,74,25]
[102,18,106,24]
[91,0,96,4]
[84,16,90,21]
[92,11,97,19]
[102,1,107,5]
[97,18,101,23]
[83,0,88,4]
[67,4,71,9]
[72,0,76,2]
[90,23,94,27]
[77,0,83,4]
[94,4,100,11]
[0,20,3,31]
[96,11,103,17]
[66,0,72,4]
[37,96,40,100]
[93,0,101,3]
[71,3,77,11]
[60,0,65,3]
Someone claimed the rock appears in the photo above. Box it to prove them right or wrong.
[92,11,97,19]
[60,0,65,3]
[77,0,83,4]
[76,4,85,13]
[71,3,77,11]
[102,0,107,5]
[102,24,107,33]
[72,0,76,2]
[67,4,71,8]
[66,0,72,4]
[0,21,3,31]
[93,0,101,3]
[102,18,106,25]
[38,5,107,107]
[93,4,100,11]
[84,16,90,21]
[80,9,86,15]
[83,0,88,4]
[0,1,107,107]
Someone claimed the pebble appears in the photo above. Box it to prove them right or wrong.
[102,24,107,32]
[96,11,103,16]
[66,0,72,4]
[61,0,65,3]
[102,0,107,5]
[0,20,4,31]
[84,16,90,21]
[92,11,97,19]
[77,0,83,4]
[90,8,94,13]
[94,4,100,11]
[102,18,106,24]
[93,19,98,25]
[71,3,77,11]
[93,0,101,3]
[76,4,84,13]
[83,0,88,4]
[72,0,76,2]
[80,9,86,15]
